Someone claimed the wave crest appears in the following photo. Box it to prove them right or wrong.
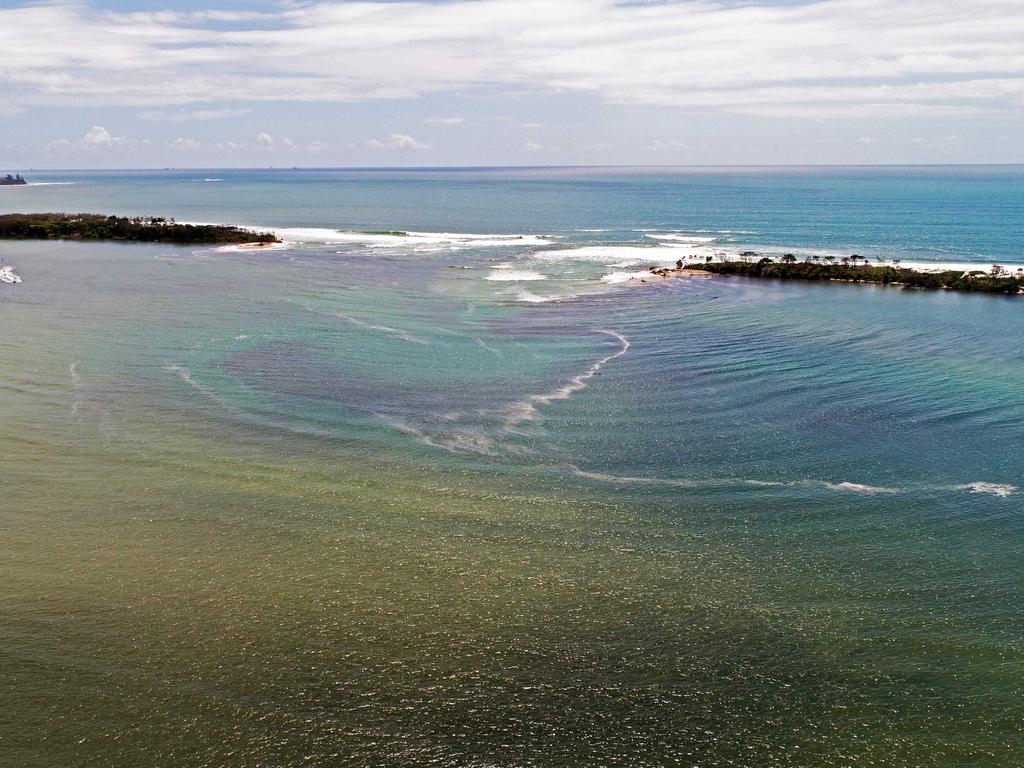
[957,482,1017,497]
[503,330,630,427]
[485,269,547,282]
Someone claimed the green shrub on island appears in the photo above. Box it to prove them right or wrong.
[0,213,278,245]
[681,256,1023,295]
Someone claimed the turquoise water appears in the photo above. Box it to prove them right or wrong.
[1,168,1022,766]
[9,166,1024,264]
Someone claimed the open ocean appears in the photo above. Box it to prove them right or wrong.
[1,167,1022,766]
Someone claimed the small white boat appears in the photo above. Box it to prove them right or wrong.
[0,265,22,284]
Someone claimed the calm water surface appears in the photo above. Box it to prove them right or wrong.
[1,168,1022,766]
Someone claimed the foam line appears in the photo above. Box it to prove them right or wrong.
[568,467,1017,497]
[504,330,630,426]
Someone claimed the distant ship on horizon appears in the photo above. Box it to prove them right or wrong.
[0,173,27,186]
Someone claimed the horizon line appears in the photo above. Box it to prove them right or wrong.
[5,163,1024,173]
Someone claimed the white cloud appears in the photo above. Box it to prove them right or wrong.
[857,136,880,144]
[523,141,545,152]
[169,137,200,150]
[256,131,274,147]
[423,117,463,125]
[44,125,149,155]
[0,0,1022,119]
[305,141,328,153]
[367,133,430,151]
[82,125,115,146]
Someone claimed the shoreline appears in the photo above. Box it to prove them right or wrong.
[630,258,1024,296]
[3,211,1020,298]
[0,213,278,245]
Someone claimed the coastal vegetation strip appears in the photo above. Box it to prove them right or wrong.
[650,254,1023,296]
[0,213,278,245]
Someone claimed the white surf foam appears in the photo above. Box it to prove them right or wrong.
[296,302,429,345]
[376,413,538,457]
[485,269,547,282]
[164,363,236,411]
[378,415,501,456]
[503,330,630,426]
[819,481,901,494]
[889,260,1024,275]
[215,241,290,253]
[571,467,705,488]
[956,482,1017,498]
[645,233,718,244]
[568,470,1019,499]
[70,361,83,415]
[508,289,558,303]
[572,470,905,494]
[601,270,667,284]
[182,222,552,251]
[375,331,630,455]
[274,228,551,249]
[335,314,430,345]
[676,247,1024,277]
[532,245,681,266]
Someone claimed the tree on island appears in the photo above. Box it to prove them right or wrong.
[679,256,1023,295]
[0,213,277,244]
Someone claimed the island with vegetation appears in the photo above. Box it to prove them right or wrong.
[0,213,278,245]
[646,253,1024,296]
[1,174,28,186]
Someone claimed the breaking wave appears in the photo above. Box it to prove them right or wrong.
[955,482,1018,498]
[376,330,631,454]
[531,245,680,266]
[644,233,718,244]
[485,269,547,282]
[273,228,551,249]
[819,481,901,494]
[502,330,630,427]
[569,469,1017,498]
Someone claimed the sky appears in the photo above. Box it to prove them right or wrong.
[1,0,1023,168]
